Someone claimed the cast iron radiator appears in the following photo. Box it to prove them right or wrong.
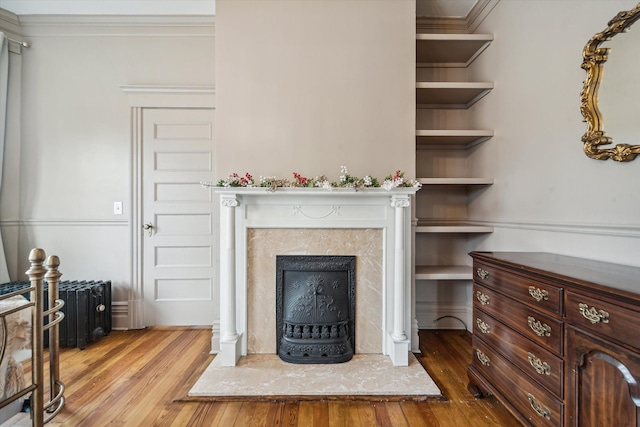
[0,280,112,350]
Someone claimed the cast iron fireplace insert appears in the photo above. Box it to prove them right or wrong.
[276,255,356,364]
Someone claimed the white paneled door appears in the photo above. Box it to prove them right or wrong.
[142,108,216,326]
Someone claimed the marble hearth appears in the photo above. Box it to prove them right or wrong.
[214,188,419,367]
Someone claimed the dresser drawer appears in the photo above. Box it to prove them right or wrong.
[474,284,563,355]
[474,309,563,398]
[472,338,563,427]
[566,290,640,351]
[474,261,562,316]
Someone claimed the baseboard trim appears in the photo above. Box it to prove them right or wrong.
[111,301,129,330]
[415,301,472,331]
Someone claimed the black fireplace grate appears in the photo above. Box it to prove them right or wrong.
[276,255,356,364]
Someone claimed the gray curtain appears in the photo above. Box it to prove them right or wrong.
[0,33,10,283]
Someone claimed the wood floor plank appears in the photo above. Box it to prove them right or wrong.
[248,401,274,427]
[385,402,410,427]
[147,400,187,427]
[282,400,300,427]
[147,342,216,425]
[202,402,235,426]
[356,402,378,426]
[166,403,196,426]
[35,329,521,426]
[418,332,470,400]
[462,398,520,426]
[402,401,437,427]
[176,402,223,427]
[455,400,499,426]
[54,330,185,424]
[262,400,285,427]
[167,402,206,427]
[312,401,330,427]
[233,401,257,427]
[27,328,153,394]
[79,330,201,425]
[372,401,393,427]
[427,401,461,427]
[215,401,243,426]
[297,401,314,427]
[342,402,362,427]
[327,401,346,427]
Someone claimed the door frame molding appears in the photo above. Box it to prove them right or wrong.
[121,86,215,330]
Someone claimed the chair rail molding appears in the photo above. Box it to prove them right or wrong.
[468,219,640,238]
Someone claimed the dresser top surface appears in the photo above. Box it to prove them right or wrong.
[470,251,640,298]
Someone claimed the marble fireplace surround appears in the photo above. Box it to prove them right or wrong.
[216,188,419,367]
[249,229,380,356]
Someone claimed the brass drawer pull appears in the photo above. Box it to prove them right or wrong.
[476,318,491,334]
[476,268,489,279]
[527,352,551,375]
[476,349,490,366]
[528,286,549,302]
[527,393,551,420]
[476,291,490,306]
[578,303,610,324]
[527,316,551,337]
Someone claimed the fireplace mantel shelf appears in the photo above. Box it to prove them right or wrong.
[214,185,418,367]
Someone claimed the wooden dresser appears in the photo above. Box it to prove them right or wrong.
[467,252,640,427]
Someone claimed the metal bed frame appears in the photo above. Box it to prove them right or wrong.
[0,248,65,426]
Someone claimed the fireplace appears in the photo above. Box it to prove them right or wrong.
[214,187,419,367]
[276,255,356,364]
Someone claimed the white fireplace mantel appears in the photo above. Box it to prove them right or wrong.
[214,187,419,366]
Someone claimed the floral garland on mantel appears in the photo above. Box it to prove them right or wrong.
[203,166,421,192]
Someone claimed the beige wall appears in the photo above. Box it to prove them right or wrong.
[214,0,416,182]
[1,2,417,329]
[0,16,215,320]
[468,0,640,267]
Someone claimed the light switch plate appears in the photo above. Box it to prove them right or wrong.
[114,201,123,215]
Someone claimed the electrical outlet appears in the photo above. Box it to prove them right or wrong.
[114,201,123,215]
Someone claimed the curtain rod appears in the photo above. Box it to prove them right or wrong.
[6,36,30,48]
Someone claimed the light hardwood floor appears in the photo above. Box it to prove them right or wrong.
[34,329,520,426]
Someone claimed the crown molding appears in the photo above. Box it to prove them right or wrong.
[0,1,214,16]
[0,7,21,35]
[18,14,214,37]
[465,0,500,32]
[417,0,499,33]
[18,14,215,27]
[0,7,27,53]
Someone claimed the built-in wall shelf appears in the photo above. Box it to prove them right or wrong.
[415,265,472,281]
[415,222,494,234]
[416,34,493,68]
[413,28,495,330]
[416,130,494,149]
[416,82,494,109]
[417,177,493,186]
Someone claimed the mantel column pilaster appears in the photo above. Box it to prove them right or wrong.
[389,195,411,366]
[219,194,242,366]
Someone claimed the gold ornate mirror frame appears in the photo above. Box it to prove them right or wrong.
[580,2,640,161]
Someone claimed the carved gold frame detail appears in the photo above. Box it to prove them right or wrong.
[580,2,640,161]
